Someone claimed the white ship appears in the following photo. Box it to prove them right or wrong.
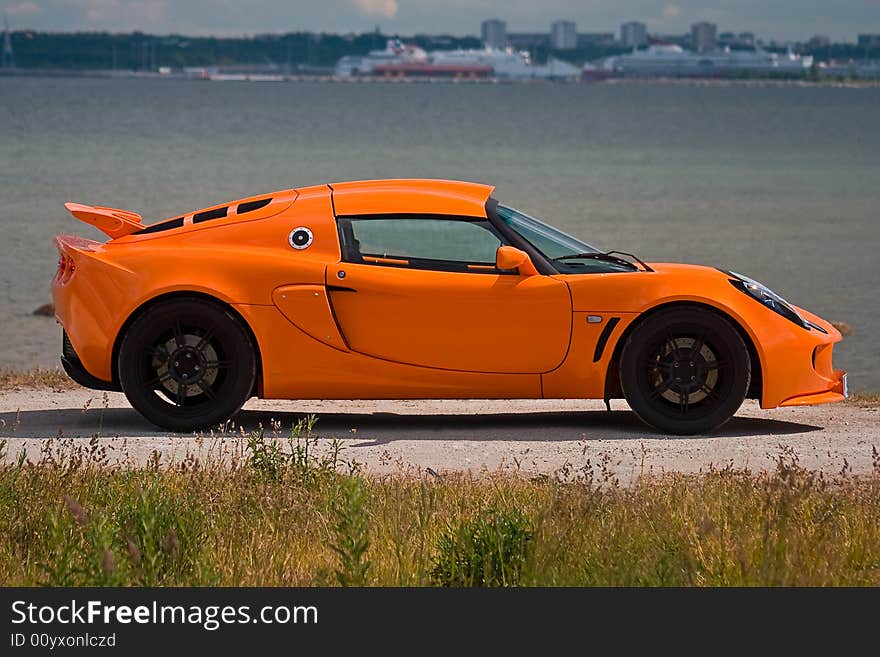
[431,48,578,78]
[335,40,427,76]
[336,39,579,79]
[600,44,814,76]
[820,59,880,78]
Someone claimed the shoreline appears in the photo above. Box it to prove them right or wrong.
[2,68,878,88]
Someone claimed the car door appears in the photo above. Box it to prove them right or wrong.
[326,215,572,374]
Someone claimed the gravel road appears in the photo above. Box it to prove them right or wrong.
[1,388,877,484]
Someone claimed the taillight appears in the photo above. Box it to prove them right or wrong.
[55,254,76,283]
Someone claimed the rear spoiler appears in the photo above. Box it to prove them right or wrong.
[64,202,143,239]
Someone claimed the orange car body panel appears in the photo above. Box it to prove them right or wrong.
[64,203,144,239]
[325,263,571,373]
[237,304,541,400]
[51,178,845,408]
[272,285,349,352]
[331,179,494,217]
[550,264,844,408]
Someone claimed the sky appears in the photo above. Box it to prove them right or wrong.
[3,1,878,42]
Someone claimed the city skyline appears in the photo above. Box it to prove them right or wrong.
[2,1,878,43]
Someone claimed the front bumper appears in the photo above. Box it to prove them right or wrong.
[758,306,847,409]
[778,370,847,407]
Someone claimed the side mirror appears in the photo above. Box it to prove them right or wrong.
[496,246,538,276]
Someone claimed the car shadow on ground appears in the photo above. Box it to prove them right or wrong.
[0,406,824,444]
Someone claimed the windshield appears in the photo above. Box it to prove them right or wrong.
[496,203,635,273]
[496,204,599,258]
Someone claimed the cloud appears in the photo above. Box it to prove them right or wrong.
[352,0,398,19]
[81,0,169,26]
[662,4,681,19]
[6,2,42,16]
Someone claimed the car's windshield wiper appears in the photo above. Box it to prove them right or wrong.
[552,250,654,272]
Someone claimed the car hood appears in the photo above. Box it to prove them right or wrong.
[560,261,752,314]
[645,262,724,276]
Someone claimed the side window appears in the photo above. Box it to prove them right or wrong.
[338,217,505,273]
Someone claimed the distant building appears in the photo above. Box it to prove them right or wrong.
[738,32,755,46]
[858,34,880,48]
[550,21,577,50]
[620,21,647,48]
[691,22,717,53]
[481,19,507,49]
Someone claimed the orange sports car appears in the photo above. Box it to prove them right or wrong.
[52,179,847,434]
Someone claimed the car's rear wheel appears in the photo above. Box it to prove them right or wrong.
[619,307,751,435]
[118,298,256,432]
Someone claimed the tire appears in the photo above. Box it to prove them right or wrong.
[619,307,751,435]
[118,297,256,432]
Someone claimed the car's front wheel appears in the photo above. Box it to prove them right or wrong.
[619,307,751,435]
[118,297,256,432]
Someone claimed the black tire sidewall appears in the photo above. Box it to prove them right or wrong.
[619,307,751,435]
[118,298,256,432]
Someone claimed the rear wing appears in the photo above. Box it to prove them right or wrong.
[64,202,143,239]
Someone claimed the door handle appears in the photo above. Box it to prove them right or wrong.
[327,285,357,293]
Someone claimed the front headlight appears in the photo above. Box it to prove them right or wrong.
[728,271,808,329]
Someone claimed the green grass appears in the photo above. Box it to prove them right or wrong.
[1,429,879,587]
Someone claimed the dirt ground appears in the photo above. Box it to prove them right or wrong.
[0,387,877,484]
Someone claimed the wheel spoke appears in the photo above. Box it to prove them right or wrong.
[204,359,232,370]
[705,360,728,371]
[175,383,188,406]
[195,379,215,400]
[195,329,214,352]
[666,333,682,359]
[700,383,720,401]
[149,345,170,363]
[690,334,706,358]
[173,320,186,348]
[144,371,172,390]
[648,381,670,400]
[679,389,691,414]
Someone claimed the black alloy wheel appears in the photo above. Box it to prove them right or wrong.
[118,298,256,432]
[619,307,751,435]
